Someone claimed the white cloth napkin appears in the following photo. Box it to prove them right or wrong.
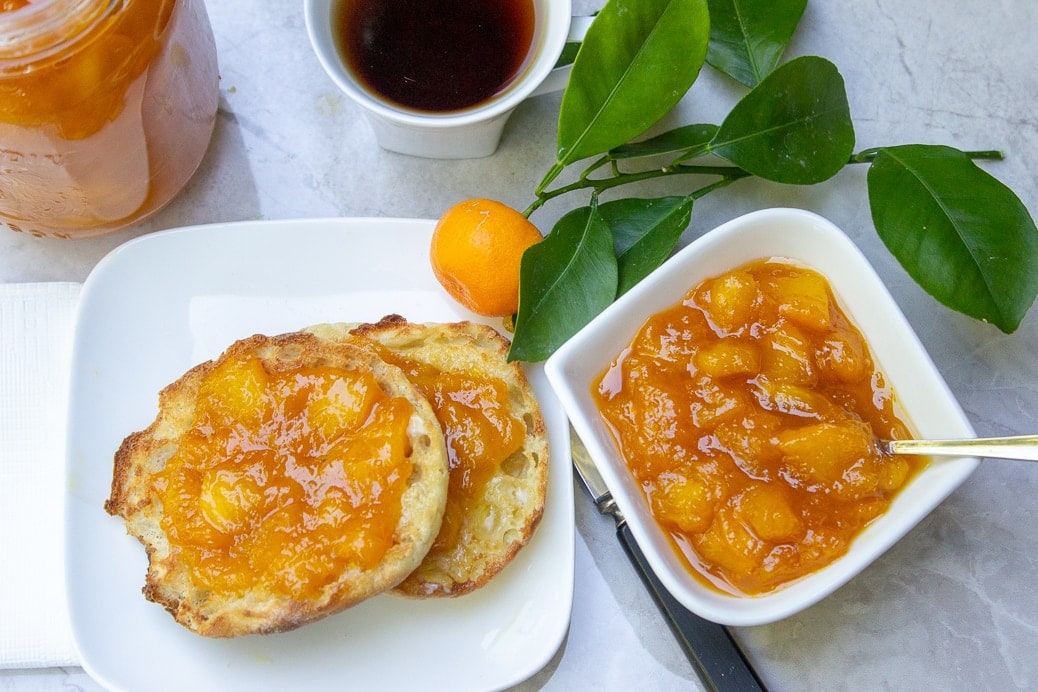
[0,283,81,669]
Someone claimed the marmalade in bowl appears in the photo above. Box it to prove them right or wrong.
[593,259,924,595]
[152,354,416,600]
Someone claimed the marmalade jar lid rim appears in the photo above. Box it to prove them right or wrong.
[0,0,124,65]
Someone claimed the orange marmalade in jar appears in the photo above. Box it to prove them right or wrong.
[0,0,219,238]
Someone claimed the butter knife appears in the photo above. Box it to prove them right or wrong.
[571,430,766,692]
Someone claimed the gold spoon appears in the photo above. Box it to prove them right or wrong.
[881,434,1038,462]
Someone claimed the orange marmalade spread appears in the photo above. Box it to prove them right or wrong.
[593,259,923,595]
[0,0,218,237]
[153,355,416,599]
[371,345,525,552]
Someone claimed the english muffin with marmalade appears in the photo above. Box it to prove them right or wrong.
[307,315,549,597]
[105,331,450,637]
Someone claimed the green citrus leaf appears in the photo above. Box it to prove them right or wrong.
[509,203,618,362]
[706,0,807,87]
[556,0,710,166]
[710,56,855,184]
[610,124,719,161]
[867,145,1038,332]
[555,41,581,68]
[598,196,694,294]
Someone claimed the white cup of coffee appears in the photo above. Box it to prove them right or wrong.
[304,0,590,159]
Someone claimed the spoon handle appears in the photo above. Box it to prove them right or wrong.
[883,434,1038,461]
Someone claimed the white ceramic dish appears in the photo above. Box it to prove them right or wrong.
[65,218,573,691]
[545,207,978,626]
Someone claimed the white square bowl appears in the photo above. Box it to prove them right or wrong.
[545,207,978,626]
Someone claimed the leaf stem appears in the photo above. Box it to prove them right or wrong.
[524,146,1007,217]
[688,169,754,198]
[534,161,567,198]
[525,164,752,216]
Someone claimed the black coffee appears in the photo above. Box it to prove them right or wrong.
[334,0,536,113]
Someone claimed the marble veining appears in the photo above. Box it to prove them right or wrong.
[2,0,1036,690]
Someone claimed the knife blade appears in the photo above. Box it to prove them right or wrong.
[571,429,767,692]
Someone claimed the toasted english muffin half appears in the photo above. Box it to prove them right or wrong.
[306,315,549,597]
[105,331,449,637]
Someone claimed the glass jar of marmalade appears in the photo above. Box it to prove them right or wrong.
[0,0,219,238]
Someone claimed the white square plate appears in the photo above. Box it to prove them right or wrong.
[545,207,978,626]
[65,218,573,691]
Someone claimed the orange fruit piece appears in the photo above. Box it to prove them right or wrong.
[430,198,543,317]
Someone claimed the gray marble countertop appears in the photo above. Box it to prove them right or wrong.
[3,1,1037,690]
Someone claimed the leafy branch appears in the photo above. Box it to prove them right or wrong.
[508,0,1038,362]
[524,149,1006,217]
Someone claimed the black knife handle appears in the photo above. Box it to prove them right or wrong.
[617,522,767,692]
